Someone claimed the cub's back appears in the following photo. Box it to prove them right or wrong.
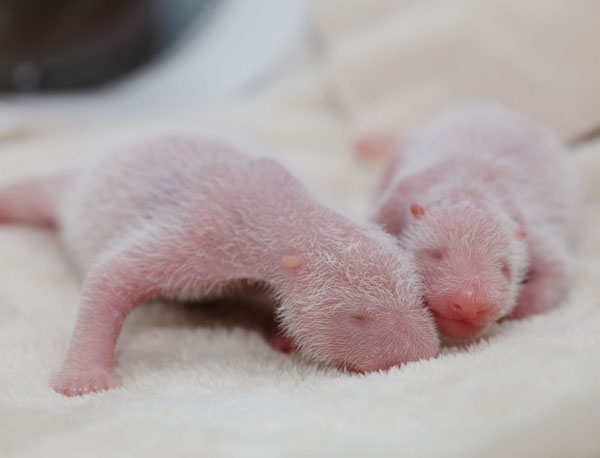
[58,135,252,269]
[402,106,576,237]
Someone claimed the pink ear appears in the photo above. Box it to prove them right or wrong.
[410,203,425,218]
[282,255,303,272]
[516,230,528,240]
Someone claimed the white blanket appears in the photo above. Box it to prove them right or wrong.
[1,2,600,457]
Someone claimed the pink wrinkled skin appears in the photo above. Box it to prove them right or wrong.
[0,134,439,396]
[366,106,577,342]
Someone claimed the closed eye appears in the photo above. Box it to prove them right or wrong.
[348,310,375,326]
[419,247,447,261]
[350,313,369,322]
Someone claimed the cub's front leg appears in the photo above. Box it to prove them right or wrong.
[53,238,169,396]
[508,237,569,319]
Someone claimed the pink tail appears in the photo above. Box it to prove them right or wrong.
[0,174,67,228]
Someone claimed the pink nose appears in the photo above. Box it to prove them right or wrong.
[440,296,496,323]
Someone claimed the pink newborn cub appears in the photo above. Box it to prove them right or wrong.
[365,106,577,341]
[0,133,439,396]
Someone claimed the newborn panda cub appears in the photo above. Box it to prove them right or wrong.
[363,106,577,341]
[0,133,439,396]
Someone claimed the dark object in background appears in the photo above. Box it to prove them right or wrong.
[0,0,215,91]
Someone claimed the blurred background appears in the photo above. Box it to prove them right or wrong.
[1,0,599,142]
[0,0,308,120]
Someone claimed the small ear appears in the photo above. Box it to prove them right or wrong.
[282,255,303,272]
[516,230,528,240]
[410,203,425,219]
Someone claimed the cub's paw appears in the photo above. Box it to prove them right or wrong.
[53,366,115,397]
[508,278,548,320]
[267,326,297,354]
